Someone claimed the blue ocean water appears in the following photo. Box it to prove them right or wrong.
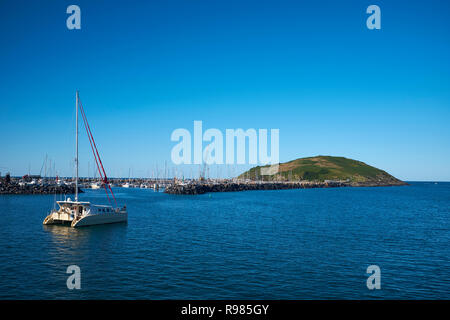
[0,182,448,299]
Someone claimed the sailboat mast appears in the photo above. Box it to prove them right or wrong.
[75,90,79,202]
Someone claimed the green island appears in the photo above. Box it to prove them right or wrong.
[239,155,406,185]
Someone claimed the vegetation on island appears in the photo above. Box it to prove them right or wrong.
[239,155,406,185]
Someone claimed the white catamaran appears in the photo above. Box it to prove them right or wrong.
[43,91,127,227]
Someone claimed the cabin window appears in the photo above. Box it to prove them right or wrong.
[78,207,82,214]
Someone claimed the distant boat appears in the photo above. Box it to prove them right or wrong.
[90,182,102,189]
[43,91,127,227]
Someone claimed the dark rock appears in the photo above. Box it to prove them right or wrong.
[164,180,407,195]
[0,182,83,195]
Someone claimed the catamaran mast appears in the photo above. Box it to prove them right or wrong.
[75,90,79,202]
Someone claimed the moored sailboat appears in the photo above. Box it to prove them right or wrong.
[43,91,127,227]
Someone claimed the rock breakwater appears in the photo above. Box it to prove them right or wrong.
[0,182,83,195]
[165,180,407,195]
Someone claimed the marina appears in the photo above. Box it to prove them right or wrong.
[0,176,172,194]
[0,175,407,196]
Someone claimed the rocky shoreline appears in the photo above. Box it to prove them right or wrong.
[165,180,408,195]
[0,182,83,195]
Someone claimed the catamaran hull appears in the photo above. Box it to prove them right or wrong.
[71,212,128,227]
[43,212,73,225]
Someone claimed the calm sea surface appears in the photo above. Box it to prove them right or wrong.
[0,182,448,299]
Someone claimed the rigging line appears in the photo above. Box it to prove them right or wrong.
[79,104,112,206]
[80,105,113,205]
[78,98,109,184]
[78,97,117,206]
[78,100,111,194]
[107,183,117,206]
[78,99,104,182]
[78,98,110,199]
[103,183,112,203]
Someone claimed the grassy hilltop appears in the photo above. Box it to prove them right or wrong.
[239,156,406,185]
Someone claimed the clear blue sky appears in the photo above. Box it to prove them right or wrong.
[0,0,449,180]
